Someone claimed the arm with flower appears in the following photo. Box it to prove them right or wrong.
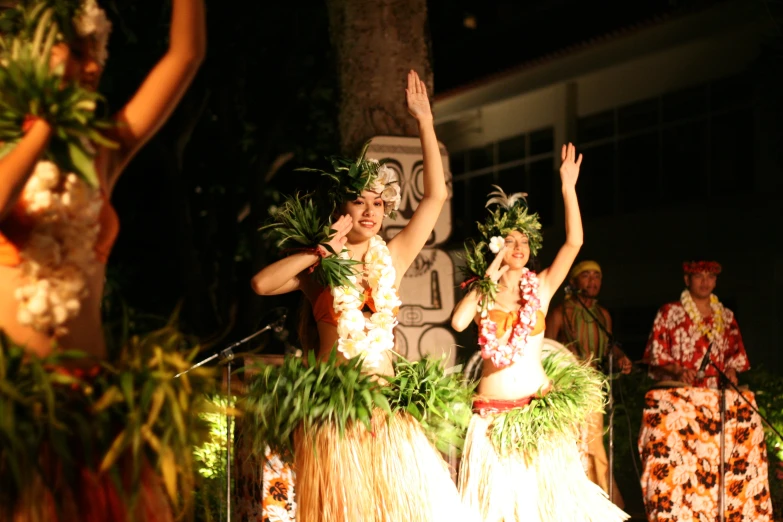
[0,120,52,220]
[106,0,206,190]
[387,70,448,280]
[537,143,583,308]
[452,246,507,332]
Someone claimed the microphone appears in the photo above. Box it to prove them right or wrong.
[272,314,287,333]
[696,342,714,379]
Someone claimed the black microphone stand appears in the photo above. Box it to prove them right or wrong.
[700,355,783,522]
[571,291,620,503]
[175,313,287,522]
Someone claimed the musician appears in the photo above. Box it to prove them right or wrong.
[546,259,628,507]
[546,260,631,373]
[643,260,750,388]
[638,261,771,522]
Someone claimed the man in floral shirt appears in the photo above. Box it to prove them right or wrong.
[643,260,750,388]
[638,261,772,522]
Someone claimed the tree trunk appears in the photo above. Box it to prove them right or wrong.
[327,0,433,153]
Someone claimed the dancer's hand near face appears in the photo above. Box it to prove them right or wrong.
[320,214,352,256]
[485,247,509,284]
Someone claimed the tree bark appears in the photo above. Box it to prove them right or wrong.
[327,0,433,154]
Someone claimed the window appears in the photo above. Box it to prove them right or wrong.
[576,73,755,217]
[449,127,556,241]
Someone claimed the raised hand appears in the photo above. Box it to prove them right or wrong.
[559,143,583,189]
[485,247,509,283]
[405,70,432,122]
[321,214,353,255]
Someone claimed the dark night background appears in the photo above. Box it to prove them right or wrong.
[88,1,781,518]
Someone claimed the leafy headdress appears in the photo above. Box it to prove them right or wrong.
[261,142,402,289]
[0,0,115,186]
[460,185,543,299]
[299,141,402,219]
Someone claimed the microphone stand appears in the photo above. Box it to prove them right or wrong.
[571,291,619,503]
[175,314,286,522]
[701,356,783,522]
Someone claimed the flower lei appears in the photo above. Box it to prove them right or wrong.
[14,160,103,336]
[680,290,726,343]
[331,235,401,369]
[478,268,541,368]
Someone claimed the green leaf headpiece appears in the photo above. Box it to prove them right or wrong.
[477,185,543,255]
[298,141,402,219]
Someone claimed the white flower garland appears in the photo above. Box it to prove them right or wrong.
[332,235,401,368]
[14,161,103,336]
[477,268,541,368]
[73,0,113,66]
[680,290,726,344]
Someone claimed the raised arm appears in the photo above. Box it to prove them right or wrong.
[538,143,583,305]
[0,120,52,220]
[388,70,448,276]
[108,0,206,187]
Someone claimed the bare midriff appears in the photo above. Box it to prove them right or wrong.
[478,331,549,400]
[0,263,108,361]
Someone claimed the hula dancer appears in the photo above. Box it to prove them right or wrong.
[249,71,475,522]
[451,145,629,522]
[0,0,209,520]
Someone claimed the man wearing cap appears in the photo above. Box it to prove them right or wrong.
[547,260,632,372]
[643,260,749,388]
[546,260,630,507]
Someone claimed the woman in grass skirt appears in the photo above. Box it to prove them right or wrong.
[248,71,475,522]
[451,145,629,522]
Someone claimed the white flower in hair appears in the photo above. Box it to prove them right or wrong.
[381,183,401,214]
[375,164,395,186]
[73,0,113,66]
[489,236,505,254]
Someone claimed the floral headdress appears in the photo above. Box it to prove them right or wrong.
[0,0,111,64]
[72,0,112,65]
[299,141,402,219]
[478,185,543,255]
[0,0,116,186]
[683,260,722,275]
[459,185,543,303]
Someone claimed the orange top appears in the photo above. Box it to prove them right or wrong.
[487,308,546,338]
[0,191,119,266]
[312,286,379,327]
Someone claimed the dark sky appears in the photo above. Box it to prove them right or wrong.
[427,0,717,93]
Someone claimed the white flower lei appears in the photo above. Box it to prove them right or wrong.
[73,0,112,66]
[680,290,726,344]
[477,268,541,368]
[14,161,103,336]
[332,235,401,368]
